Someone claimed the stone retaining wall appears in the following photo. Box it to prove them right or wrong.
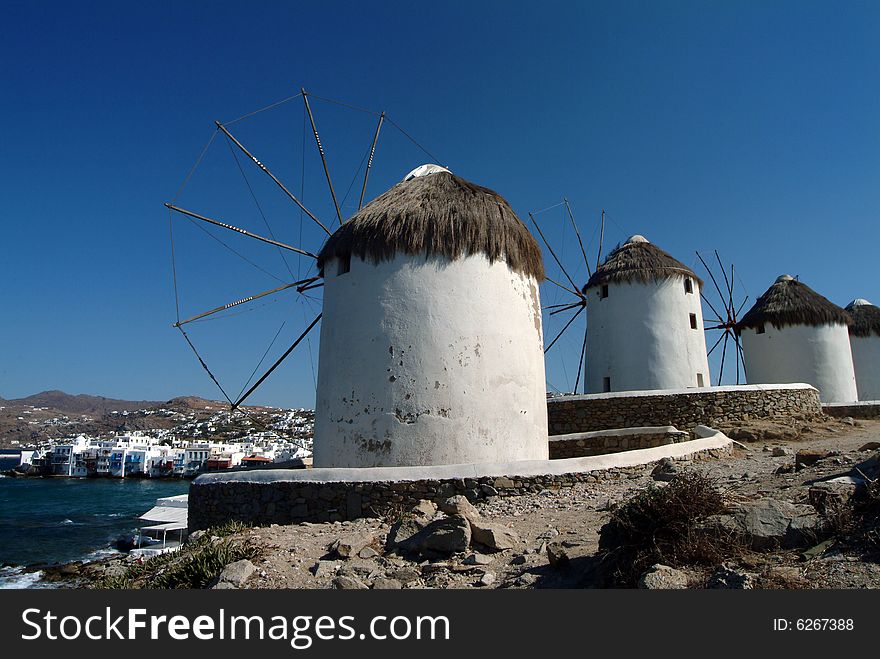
[188,438,733,531]
[548,426,688,459]
[823,402,880,419]
[548,384,822,435]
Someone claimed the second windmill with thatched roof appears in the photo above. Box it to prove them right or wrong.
[735,275,858,404]
[582,235,711,393]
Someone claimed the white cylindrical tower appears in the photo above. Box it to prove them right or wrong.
[846,299,880,401]
[736,275,857,403]
[312,166,549,468]
[583,235,710,393]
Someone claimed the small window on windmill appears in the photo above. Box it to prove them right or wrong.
[697,373,704,387]
[603,376,611,393]
[684,277,693,294]
[336,254,351,277]
[600,284,609,299]
[689,313,698,329]
[756,324,765,334]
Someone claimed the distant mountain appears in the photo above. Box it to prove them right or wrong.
[6,390,162,415]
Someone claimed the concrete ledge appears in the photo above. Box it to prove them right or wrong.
[188,431,734,530]
[823,401,880,419]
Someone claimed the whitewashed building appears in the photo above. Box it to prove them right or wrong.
[313,165,549,468]
[583,235,710,393]
[737,275,857,403]
[845,299,880,401]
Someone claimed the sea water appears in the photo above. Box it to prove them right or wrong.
[0,476,189,587]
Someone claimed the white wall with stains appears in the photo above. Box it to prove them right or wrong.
[740,322,858,403]
[584,277,710,393]
[313,252,549,468]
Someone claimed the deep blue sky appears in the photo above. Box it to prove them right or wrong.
[1,1,878,407]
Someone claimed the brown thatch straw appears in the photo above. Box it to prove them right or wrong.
[317,171,544,280]
[585,238,703,289]
[846,300,880,338]
[736,276,852,331]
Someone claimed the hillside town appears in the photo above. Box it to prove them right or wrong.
[0,396,314,479]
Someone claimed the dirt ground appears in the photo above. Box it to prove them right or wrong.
[215,417,880,590]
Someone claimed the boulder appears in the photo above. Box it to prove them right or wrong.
[470,520,519,551]
[546,542,570,569]
[411,499,438,517]
[386,516,430,551]
[707,564,754,589]
[858,442,880,452]
[651,458,679,482]
[387,566,421,585]
[332,575,368,590]
[771,447,792,457]
[638,564,688,589]
[371,577,402,590]
[215,559,256,588]
[329,533,374,559]
[439,495,481,524]
[796,449,829,468]
[463,552,493,566]
[419,517,471,554]
[808,481,856,513]
[727,498,826,550]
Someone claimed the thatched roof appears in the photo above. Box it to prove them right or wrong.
[736,275,852,331]
[846,299,880,338]
[584,235,703,290]
[317,169,544,280]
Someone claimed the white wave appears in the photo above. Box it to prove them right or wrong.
[0,567,45,589]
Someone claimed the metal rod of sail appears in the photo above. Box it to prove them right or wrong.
[544,305,585,354]
[174,277,320,327]
[545,276,582,299]
[550,301,583,316]
[215,121,331,236]
[696,251,729,317]
[564,198,592,277]
[707,331,726,357]
[735,335,747,380]
[529,212,583,298]
[359,112,385,211]
[574,321,588,394]
[699,291,726,326]
[717,332,729,386]
[596,209,605,272]
[165,204,317,258]
[233,313,322,409]
[735,325,742,384]
[302,89,343,226]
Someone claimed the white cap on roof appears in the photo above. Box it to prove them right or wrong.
[847,298,873,308]
[626,234,649,244]
[403,164,451,182]
[776,274,795,283]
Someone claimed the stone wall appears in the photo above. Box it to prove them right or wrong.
[548,426,688,459]
[548,384,822,435]
[188,441,732,531]
[823,402,880,419]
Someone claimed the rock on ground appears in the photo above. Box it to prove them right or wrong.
[638,564,689,589]
[214,559,256,588]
